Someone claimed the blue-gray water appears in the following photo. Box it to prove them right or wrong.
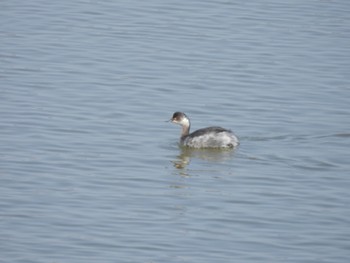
[1,0,350,262]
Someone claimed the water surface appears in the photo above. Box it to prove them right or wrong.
[1,0,350,262]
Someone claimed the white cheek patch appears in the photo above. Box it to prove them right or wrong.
[180,118,190,126]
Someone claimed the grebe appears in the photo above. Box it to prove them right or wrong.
[170,112,239,148]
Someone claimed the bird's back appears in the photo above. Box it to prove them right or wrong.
[183,126,239,148]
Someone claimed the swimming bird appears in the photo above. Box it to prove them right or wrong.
[170,112,239,148]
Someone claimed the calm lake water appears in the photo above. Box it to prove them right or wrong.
[1,0,350,262]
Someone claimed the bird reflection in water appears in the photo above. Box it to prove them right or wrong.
[172,146,237,170]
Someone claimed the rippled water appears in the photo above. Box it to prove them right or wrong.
[1,0,350,262]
